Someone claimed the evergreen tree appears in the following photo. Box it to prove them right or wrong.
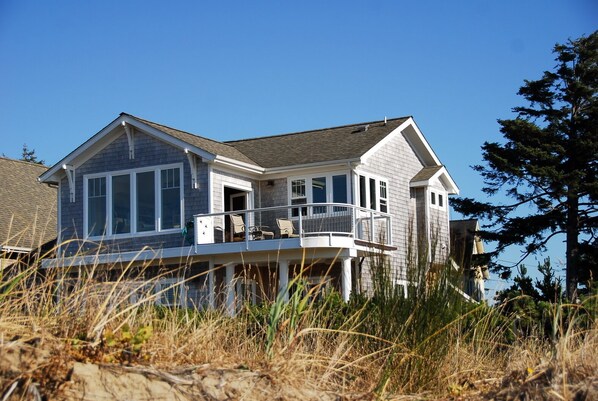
[453,31,597,299]
[20,143,45,165]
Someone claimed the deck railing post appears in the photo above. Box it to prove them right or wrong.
[370,211,375,242]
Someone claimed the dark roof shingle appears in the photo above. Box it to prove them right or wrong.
[226,117,409,168]
[125,114,259,166]
[0,158,57,250]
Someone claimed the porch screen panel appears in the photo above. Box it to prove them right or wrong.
[136,171,155,232]
[161,167,181,229]
[88,177,107,236]
[112,174,131,234]
[312,176,327,214]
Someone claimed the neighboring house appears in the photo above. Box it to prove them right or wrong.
[450,219,489,301]
[39,113,459,312]
[0,157,57,268]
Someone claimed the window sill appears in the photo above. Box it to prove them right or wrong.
[87,228,181,241]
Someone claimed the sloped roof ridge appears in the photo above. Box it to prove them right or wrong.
[0,156,49,169]
[121,112,232,147]
[225,116,411,144]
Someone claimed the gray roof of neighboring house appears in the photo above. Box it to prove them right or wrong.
[124,114,259,166]
[0,157,57,251]
[226,117,410,168]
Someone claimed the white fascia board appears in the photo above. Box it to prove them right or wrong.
[365,118,442,167]
[39,116,125,183]
[41,246,196,269]
[213,155,264,175]
[440,169,460,195]
[262,158,361,178]
[39,115,218,184]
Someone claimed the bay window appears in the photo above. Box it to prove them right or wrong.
[85,164,183,238]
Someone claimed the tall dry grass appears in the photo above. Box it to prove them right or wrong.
[1,242,596,399]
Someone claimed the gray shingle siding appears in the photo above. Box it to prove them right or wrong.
[356,129,426,284]
[60,132,209,256]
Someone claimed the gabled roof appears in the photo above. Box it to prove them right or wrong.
[40,113,458,194]
[0,157,56,252]
[411,166,444,182]
[125,114,257,165]
[226,117,409,168]
[410,165,459,195]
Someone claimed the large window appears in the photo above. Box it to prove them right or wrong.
[358,174,389,212]
[87,177,106,237]
[85,164,183,238]
[289,173,349,217]
[161,168,181,230]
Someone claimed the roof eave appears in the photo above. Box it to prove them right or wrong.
[263,158,361,175]
[409,166,460,195]
[39,114,220,183]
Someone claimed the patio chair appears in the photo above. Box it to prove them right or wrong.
[230,214,246,241]
[276,218,300,238]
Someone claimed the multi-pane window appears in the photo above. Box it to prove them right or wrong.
[358,174,389,212]
[289,174,349,217]
[85,165,182,237]
[291,179,307,217]
[88,177,106,237]
[161,168,181,230]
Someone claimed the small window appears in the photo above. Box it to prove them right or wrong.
[438,194,444,208]
[431,191,436,205]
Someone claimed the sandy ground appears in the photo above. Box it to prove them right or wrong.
[1,340,596,400]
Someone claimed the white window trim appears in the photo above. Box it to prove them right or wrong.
[429,188,447,210]
[287,172,350,218]
[83,163,184,240]
[356,172,390,213]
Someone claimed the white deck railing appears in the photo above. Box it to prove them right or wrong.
[193,203,392,247]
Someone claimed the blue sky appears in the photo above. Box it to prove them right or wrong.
[1,1,596,293]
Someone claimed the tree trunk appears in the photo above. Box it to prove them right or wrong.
[565,194,580,300]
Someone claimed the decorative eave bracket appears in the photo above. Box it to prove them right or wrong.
[185,149,199,189]
[62,164,76,202]
[122,121,135,159]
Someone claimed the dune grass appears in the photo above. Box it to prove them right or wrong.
[1,243,596,399]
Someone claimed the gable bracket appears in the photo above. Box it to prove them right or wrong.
[185,149,199,189]
[62,164,76,202]
[122,121,135,159]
